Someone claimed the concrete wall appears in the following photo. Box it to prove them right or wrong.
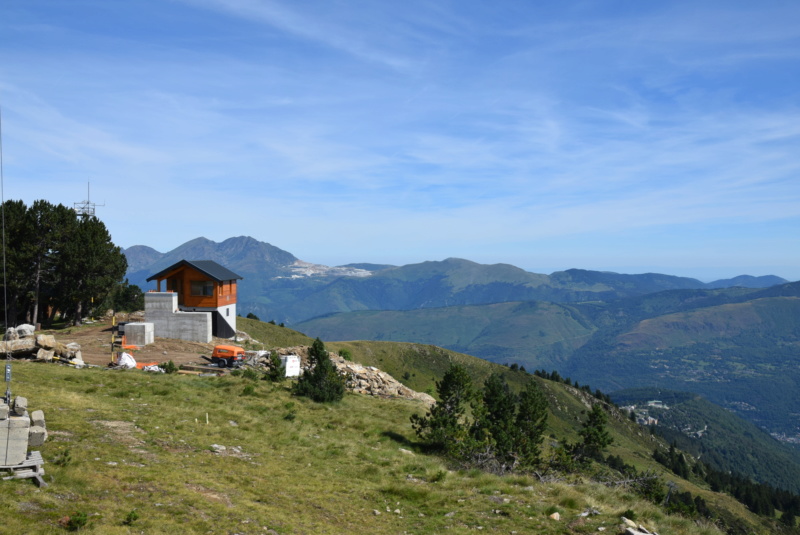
[145,293,212,343]
[125,323,154,346]
[218,303,236,335]
[181,303,237,339]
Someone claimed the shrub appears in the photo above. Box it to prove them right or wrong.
[159,360,178,374]
[122,509,140,526]
[264,353,286,383]
[59,511,88,531]
[292,338,345,403]
[52,447,72,467]
[339,348,353,361]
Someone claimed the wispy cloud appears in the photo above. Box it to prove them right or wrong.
[2,1,799,278]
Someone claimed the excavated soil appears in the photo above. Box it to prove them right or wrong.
[37,318,228,367]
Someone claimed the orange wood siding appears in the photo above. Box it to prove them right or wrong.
[156,265,238,308]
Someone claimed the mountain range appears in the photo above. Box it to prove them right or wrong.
[123,236,799,444]
[124,236,787,325]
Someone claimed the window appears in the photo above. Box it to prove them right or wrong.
[190,281,214,296]
[226,308,230,317]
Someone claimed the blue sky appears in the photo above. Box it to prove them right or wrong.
[2,1,799,281]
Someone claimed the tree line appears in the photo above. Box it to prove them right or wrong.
[654,442,800,529]
[1,199,136,328]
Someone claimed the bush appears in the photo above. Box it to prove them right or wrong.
[264,353,286,383]
[292,338,345,403]
[159,360,178,374]
[246,312,260,320]
[122,509,140,526]
[59,512,88,531]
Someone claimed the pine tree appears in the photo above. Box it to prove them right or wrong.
[576,404,612,461]
[411,364,473,452]
[292,338,345,402]
[515,378,548,468]
[470,373,518,468]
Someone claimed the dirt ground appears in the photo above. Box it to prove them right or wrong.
[39,318,229,367]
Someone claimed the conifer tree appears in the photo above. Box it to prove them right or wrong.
[292,338,345,402]
[515,378,549,468]
[576,404,612,460]
[411,364,473,452]
[470,373,517,467]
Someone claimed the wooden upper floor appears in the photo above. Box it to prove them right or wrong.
[146,260,243,309]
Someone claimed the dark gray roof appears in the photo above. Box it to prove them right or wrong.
[146,260,243,282]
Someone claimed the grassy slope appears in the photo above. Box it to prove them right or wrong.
[0,361,744,535]
[237,316,315,348]
[297,300,595,368]
[0,319,777,534]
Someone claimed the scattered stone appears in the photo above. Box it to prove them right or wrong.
[372,510,381,516]
[444,512,455,517]
[36,348,54,362]
[549,512,560,521]
[399,448,415,456]
[621,517,637,529]
[16,324,36,338]
[35,334,56,349]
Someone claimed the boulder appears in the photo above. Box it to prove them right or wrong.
[35,334,56,349]
[0,338,36,355]
[4,328,18,341]
[36,348,55,362]
[16,324,36,338]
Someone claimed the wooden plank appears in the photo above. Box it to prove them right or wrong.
[179,364,226,373]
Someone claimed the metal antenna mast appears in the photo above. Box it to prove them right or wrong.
[74,181,104,217]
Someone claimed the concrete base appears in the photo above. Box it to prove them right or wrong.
[145,293,212,343]
[125,323,155,346]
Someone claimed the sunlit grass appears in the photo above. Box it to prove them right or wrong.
[0,361,756,534]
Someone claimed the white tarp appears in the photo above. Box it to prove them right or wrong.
[116,352,137,369]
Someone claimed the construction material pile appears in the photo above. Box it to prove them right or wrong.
[0,396,48,466]
[1,325,84,366]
